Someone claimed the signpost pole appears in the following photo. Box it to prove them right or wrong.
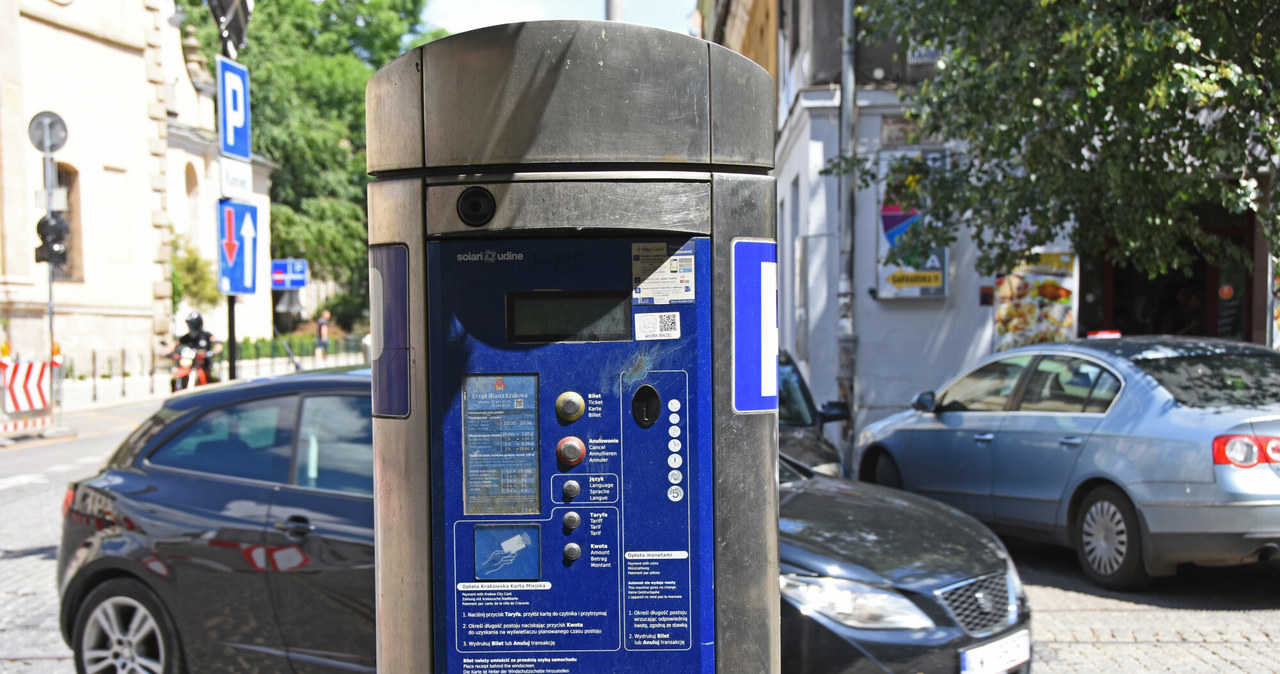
[227,295,237,380]
[39,118,59,423]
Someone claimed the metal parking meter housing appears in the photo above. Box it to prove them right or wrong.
[367,21,777,674]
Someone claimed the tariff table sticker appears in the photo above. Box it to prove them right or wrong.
[463,375,539,515]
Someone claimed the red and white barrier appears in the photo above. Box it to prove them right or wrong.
[0,360,51,413]
[0,414,49,434]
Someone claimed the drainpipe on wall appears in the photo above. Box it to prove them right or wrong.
[836,0,857,451]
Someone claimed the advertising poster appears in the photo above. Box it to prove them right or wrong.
[1272,257,1280,349]
[994,253,1078,352]
[876,150,948,299]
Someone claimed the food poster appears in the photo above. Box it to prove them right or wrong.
[876,150,948,299]
[1271,257,1280,349]
[993,253,1078,352]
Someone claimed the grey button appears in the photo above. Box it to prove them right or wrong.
[562,480,581,500]
[563,511,582,530]
[563,542,582,561]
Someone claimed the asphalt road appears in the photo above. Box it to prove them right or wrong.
[1,400,1277,672]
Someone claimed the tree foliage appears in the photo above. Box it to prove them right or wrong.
[171,233,222,314]
[857,1,1280,277]
[178,0,433,328]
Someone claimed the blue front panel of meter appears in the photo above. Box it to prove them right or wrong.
[427,237,714,674]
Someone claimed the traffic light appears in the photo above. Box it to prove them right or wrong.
[35,213,68,265]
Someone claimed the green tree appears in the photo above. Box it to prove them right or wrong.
[171,233,222,314]
[856,1,1280,277]
[179,0,436,328]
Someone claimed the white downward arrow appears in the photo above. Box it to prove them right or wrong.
[240,211,257,289]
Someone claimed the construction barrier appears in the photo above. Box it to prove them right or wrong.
[0,358,57,437]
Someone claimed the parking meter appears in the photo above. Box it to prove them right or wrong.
[366,21,778,673]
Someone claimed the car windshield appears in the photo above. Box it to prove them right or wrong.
[1132,352,1280,408]
[778,361,816,426]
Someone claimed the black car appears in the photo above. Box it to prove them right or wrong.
[58,368,1029,673]
[779,352,849,475]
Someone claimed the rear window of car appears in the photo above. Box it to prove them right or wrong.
[1132,352,1280,408]
[148,397,294,483]
[778,361,816,427]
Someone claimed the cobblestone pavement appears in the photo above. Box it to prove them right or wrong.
[1010,539,1280,672]
[2,399,1279,672]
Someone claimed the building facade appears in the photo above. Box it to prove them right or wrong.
[707,0,1277,451]
[0,0,275,385]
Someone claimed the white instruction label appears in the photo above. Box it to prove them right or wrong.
[632,242,696,305]
[635,312,681,341]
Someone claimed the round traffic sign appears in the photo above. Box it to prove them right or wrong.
[28,111,68,153]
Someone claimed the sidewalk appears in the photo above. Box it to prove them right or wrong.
[34,350,369,416]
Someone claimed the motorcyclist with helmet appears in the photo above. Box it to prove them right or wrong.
[171,311,222,386]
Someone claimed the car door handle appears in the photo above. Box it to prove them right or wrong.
[1059,436,1084,448]
[973,433,995,443]
[273,517,315,538]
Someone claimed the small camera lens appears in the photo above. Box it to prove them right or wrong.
[457,187,496,227]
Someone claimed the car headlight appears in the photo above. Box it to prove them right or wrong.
[779,574,934,630]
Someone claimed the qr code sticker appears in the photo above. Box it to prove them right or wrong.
[635,312,680,341]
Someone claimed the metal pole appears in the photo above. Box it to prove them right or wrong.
[605,0,621,21]
[837,0,858,457]
[228,294,238,379]
[42,120,57,415]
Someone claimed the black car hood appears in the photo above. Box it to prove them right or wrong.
[778,475,1008,593]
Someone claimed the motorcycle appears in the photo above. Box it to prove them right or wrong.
[170,345,211,391]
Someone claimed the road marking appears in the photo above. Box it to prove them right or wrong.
[0,474,47,492]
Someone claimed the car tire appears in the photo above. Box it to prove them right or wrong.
[867,452,903,489]
[1074,485,1151,591]
[72,577,185,674]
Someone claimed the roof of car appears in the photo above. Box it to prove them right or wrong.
[161,367,371,412]
[1053,336,1273,362]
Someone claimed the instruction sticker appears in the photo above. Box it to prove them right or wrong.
[462,375,539,515]
[635,312,681,341]
[632,242,696,305]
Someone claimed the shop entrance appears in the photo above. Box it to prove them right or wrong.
[1077,211,1254,341]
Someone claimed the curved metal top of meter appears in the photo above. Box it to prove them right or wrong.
[367,21,775,175]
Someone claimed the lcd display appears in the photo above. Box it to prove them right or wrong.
[507,291,631,342]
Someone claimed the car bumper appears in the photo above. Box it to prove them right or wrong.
[780,599,1032,674]
[1138,497,1280,566]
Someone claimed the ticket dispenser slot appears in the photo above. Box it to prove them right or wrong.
[367,19,778,674]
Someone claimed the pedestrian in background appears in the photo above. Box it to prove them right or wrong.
[315,310,331,363]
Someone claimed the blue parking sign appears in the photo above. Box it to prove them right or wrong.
[217,56,251,161]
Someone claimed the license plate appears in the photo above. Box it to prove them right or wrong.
[961,629,1030,674]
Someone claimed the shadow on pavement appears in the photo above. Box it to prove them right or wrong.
[0,546,57,561]
[1004,537,1280,611]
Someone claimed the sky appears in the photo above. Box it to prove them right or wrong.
[421,0,700,37]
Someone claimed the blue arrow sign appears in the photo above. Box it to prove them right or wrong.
[217,56,251,162]
[271,259,309,290]
[218,199,257,295]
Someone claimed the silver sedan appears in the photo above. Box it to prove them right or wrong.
[852,336,1280,590]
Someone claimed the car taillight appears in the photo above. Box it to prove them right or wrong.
[1213,435,1280,468]
[62,487,74,518]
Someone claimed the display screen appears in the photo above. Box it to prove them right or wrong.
[507,291,632,342]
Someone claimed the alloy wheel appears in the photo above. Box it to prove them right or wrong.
[1080,498,1128,576]
[80,596,166,674]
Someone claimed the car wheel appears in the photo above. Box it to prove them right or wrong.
[72,577,184,674]
[1074,485,1151,590]
[867,452,903,489]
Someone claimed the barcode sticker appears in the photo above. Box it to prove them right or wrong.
[635,312,681,341]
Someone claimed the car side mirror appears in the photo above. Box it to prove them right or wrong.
[910,391,937,413]
[818,401,850,424]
